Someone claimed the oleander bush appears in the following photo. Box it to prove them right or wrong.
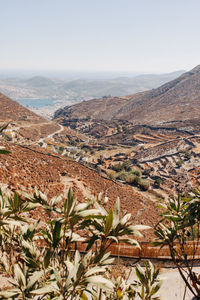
[154,190,200,299]
[0,187,161,299]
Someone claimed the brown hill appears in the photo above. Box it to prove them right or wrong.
[0,93,161,241]
[0,92,60,143]
[0,142,160,240]
[54,65,200,128]
[0,92,46,124]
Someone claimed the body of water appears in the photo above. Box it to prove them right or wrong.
[15,98,56,108]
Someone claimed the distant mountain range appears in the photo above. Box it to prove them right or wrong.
[54,65,200,128]
[0,71,184,112]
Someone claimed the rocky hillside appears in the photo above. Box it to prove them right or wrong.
[0,92,46,124]
[52,68,200,201]
[0,92,60,143]
[0,142,160,240]
[0,92,161,240]
[54,65,200,128]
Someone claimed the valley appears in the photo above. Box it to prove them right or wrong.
[0,66,200,240]
[1,1,200,297]
[53,66,200,201]
[0,66,200,299]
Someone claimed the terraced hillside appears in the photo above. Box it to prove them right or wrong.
[52,118,200,201]
[88,134,200,201]
[133,136,200,198]
[52,65,200,200]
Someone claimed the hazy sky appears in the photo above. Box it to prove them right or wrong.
[1,0,200,73]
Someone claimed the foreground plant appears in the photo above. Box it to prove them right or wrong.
[134,261,161,300]
[154,190,200,299]
[0,187,160,299]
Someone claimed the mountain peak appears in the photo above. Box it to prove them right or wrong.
[54,66,200,126]
[190,64,200,73]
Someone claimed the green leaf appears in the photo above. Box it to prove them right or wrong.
[87,275,114,290]
[152,268,160,282]
[150,283,161,296]
[141,285,145,299]
[44,249,52,268]
[81,292,88,300]
[14,192,19,210]
[86,235,98,251]
[31,284,56,295]
[135,266,145,285]
[65,187,74,215]
[27,271,43,290]
[0,149,10,155]
[0,290,20,298]
[53,221,62,249]
[104,209,113,236]
[25,257,40,269]
[14,264,26,287]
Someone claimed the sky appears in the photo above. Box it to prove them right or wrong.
[0,0,200,74]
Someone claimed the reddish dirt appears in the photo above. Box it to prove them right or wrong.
[0,93,45,124]
[0,142,161,241]
[0,93,60,141]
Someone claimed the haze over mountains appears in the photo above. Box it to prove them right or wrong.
[0,70,184,118]
[54,65,200,128]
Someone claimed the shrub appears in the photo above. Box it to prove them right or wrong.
[98,145,106,151]
[153,177,163,188]
[125,174,138,184]
[112,163,124,172]
[0,148,10,155]
[97,156,104,165]
[122,161,132,172]
[183,150,192,160]
[116,171,141,187]
[112,161,132,173]
[116,171,128,181]
[107,170,116,180]
[138,178,150,191]
[176,159,184,168]
[0,187,160,299]
[131,169,141,177]
[154,190,200,298]
[142,168,151,176]
[58,146,64,154]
